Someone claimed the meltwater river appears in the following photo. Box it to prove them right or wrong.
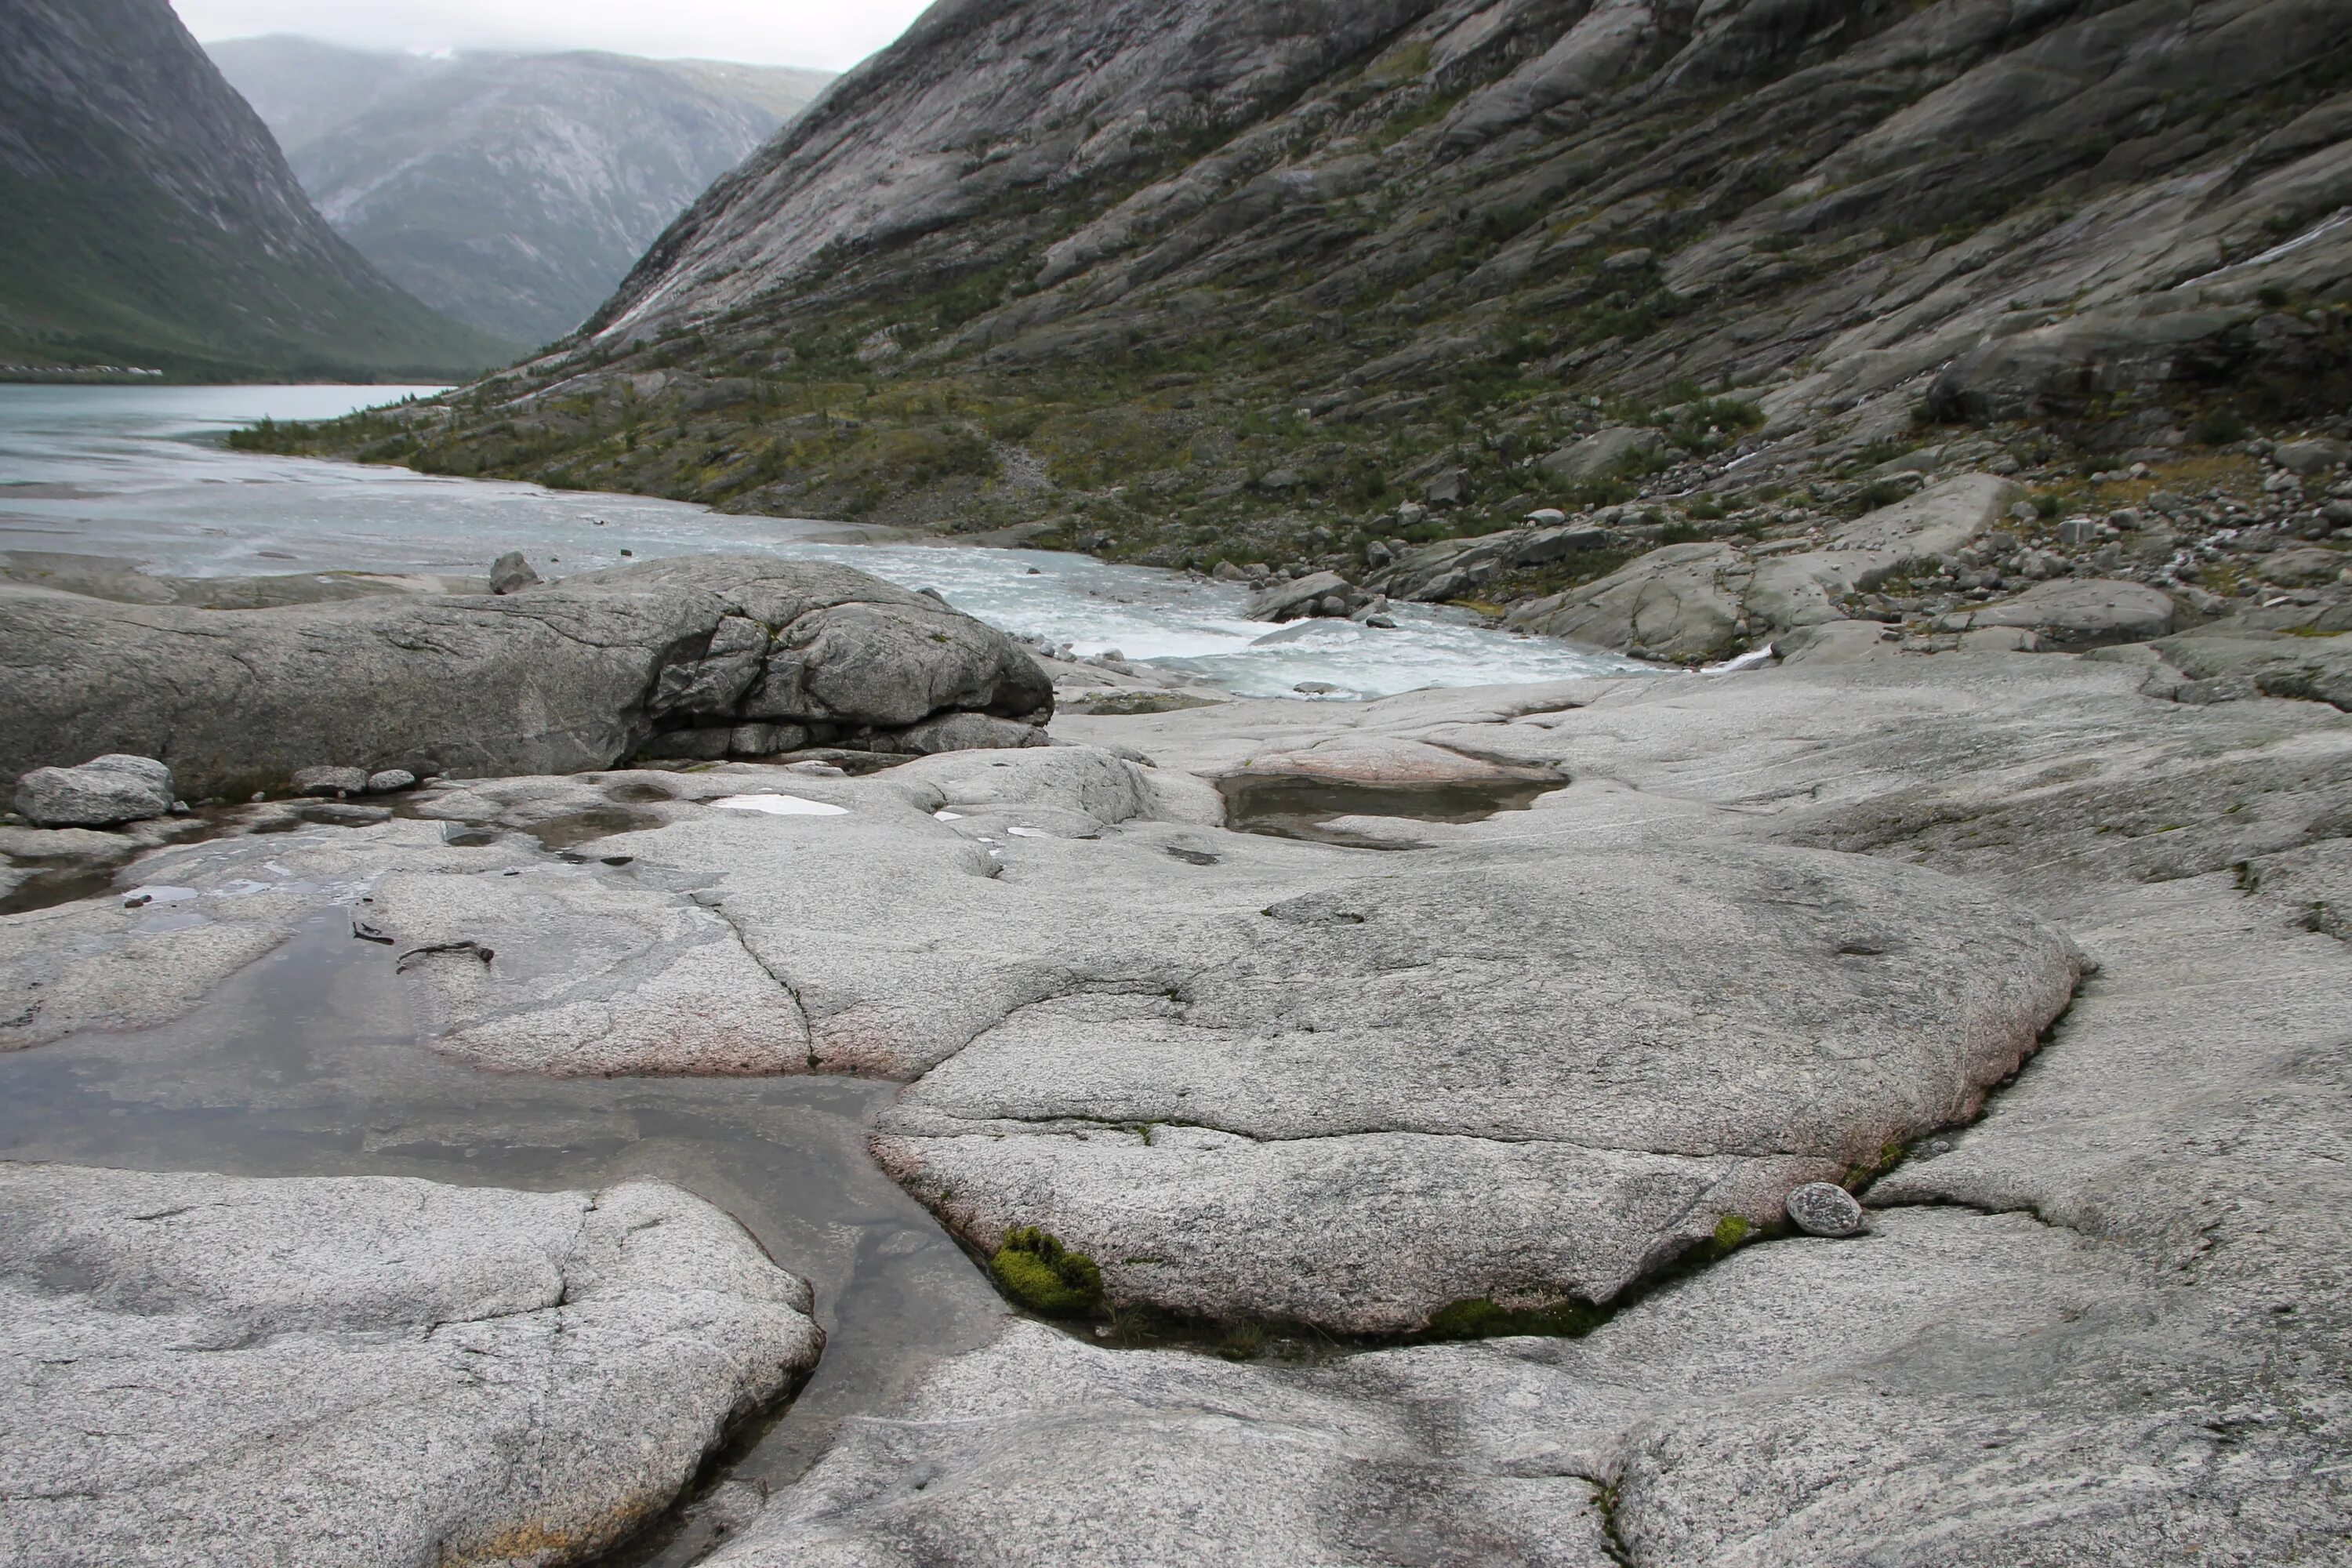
[0,383,1640,698]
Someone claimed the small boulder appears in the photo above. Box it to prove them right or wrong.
[1425,468,1471,506]
[294,765,370,797]
[490,552,541,595]
[880,713,1050,756]
[2272,438,2350,477]
[12,754,174,828]
[2259,547,2349,586]
[364,768,419,795]
[1785,1181,1867,1238]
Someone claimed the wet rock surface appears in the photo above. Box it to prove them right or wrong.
[742,645,2350,1566]
[2,630,2347,1563]
[0,1163,824,1568]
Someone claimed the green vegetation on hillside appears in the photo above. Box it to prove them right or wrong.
[0,166,510,380]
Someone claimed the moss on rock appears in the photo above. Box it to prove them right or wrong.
[989,1226,1104,1317]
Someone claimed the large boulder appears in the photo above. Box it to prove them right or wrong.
[0,1163,822,1568]
[1243,570,1374,623]
[1941,578,2178,649]
[0,556,1054,798]
[12,754,173,827]
[1506,541,1744,661]
[1508,475,2019,660]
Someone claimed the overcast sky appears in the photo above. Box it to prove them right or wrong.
[171,0,933,71]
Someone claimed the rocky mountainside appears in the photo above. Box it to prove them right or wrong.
[261,0,2352,625]
[209,38,833,347]
[0,0,506,379]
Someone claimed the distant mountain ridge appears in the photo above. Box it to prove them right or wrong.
[209,38,834,347]
[282,0,2352,562]
[0,0,506,380]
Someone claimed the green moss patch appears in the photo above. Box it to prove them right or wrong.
[1422,1296,1611,1341]
[989,1226,1104,1317]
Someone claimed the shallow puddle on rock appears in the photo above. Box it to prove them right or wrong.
[517,805,669,851]
[0,862,120,916]
[0,916,1007,1565]
[1216,774,1568,849]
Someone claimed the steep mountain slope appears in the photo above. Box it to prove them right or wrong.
[267,0,2352,563]
[0,0,508,379]
[193,34,437,153]
[209,39,834,347]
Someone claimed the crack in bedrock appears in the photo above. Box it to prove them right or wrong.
[887,1109,1906,1165]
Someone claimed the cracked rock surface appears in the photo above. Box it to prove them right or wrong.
[5,628,2347,1563]
[286,742,2073,1334]
[698,641,2350,1566]
[0,1163,822,1568]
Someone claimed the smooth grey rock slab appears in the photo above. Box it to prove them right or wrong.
[377,859,814,1076]
[706,1319,1622,1568]
[1783,1180,1865,1236]
[875,845,2079,1331]
[0,817,513,1052]
[1537,424,1661,481]
[0,1162,822,1568]
[12,754,173,827]
[1506,540,1743,663]
[714,760,2351,1568]
[2150,630,2352,713]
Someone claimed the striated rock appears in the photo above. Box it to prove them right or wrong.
[2147,630,2352,713]
[0,1163,822,1568]
[1367,522,1614,604]
[13,754,173,827]
[0,554,1053,798]
[1537,426,1661,482]
[878,711,1055,755]
[2259,546,2350,586]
